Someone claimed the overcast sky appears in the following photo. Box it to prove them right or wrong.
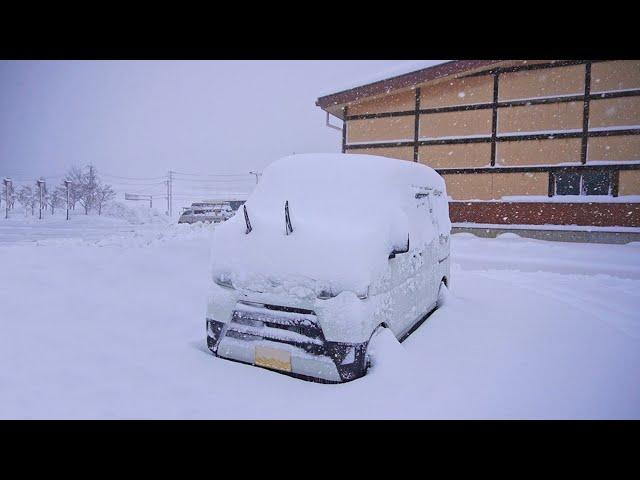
[1,61,440,175]
[0,60,447,203]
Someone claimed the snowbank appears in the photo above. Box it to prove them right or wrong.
[29,222,215,248]
[102,201,171,225]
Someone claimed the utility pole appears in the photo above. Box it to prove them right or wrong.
[3,178,11,219]
[165,180,170,216]
[36,179,45,220]
[167,171,173,217]
[64,180,71,221]
[249,171,261,184]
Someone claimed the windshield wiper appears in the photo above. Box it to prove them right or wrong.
[285,200,293,235]
[243,204,252,234]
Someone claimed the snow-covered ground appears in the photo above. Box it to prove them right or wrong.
[0,220,638,419]
[0,203,170,245]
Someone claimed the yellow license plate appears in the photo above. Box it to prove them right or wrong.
[255,346,292,372]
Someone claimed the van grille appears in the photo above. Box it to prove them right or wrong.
[226,300,324,353]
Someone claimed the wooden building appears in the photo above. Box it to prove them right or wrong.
[316,60,640,231]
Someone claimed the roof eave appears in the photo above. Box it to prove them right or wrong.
[316,60,505,115]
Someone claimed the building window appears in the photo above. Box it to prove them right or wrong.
[554,171,612,196]
[554,172,581,195]
[581,172,611,195]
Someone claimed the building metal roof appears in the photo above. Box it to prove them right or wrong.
[316,60,504,117]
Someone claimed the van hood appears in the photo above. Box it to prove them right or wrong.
[211,214,406,299]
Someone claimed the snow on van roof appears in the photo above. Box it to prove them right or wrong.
[250,153,445,209]
[210,153,449,297]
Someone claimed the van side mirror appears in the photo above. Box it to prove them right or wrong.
[389,234,410,259]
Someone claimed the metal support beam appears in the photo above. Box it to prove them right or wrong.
[3,178,11,219]
[413,87,421,162]
[168,170,173,217]
[581,61,592,165]
[490,73,499,167]
[342,106,348,153]
[64,180,71,220]
[36,179,45,220]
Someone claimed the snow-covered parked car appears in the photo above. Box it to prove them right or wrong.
[206,153,451,383]
[178,202,235,224]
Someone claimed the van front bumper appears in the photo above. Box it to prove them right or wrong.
[207,319,367,383]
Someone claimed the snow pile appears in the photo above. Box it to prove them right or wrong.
[92,222,213,248]
[27,222,215,249]
[211,154,449,297]
[452,232,640,279]
[102,201,170,225]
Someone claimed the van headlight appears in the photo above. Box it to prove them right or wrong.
[317,286,369,300]
[317,289,335,300]
[214,274,234,289]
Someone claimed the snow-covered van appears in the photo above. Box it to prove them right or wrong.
[206,154,451,383]
[178,202,235,224]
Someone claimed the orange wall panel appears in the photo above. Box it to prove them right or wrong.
[619,170,640,196]
[347,89,416,116]
[418,143,491,169]
[499,64,585,101]
[589,97,640,129]
[441,173,493,201]
[420,75,494,109]
[496,138,581,166]
[344,146,414,161]
[419,109,492,138]
[591,60,640,93]
[346,116,415,143]
[587,135,640,162]
[492,172,549,198]
[498,102,583,134]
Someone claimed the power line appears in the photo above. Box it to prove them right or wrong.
[172,178,253,183]
[102,173,167,181]
[170,192,250,197]
[108,181,167,186]
[172,171,252,178]
[169,189,253,195]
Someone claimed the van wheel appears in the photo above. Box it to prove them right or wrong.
[437,280,449,308]
[365,324,387,371]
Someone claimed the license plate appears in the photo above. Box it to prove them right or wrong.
[255,346,292,372]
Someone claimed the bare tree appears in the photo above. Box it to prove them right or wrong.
[17,186,36,216]
[2,182,16,211]
[78,165,99,215]
[48,186,66,215]
[53,165,116,216]
[94,183,115,215]
[63,166,84,211]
